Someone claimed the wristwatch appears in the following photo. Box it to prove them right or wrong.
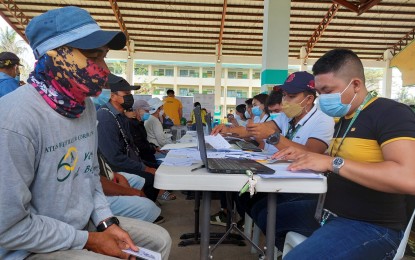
[96,217,120,232]
[332,157,345,175]
[266,131,280,145]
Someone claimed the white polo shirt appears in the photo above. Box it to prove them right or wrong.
[263,105,334,154]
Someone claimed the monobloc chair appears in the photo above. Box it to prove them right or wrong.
[282,209,415,260]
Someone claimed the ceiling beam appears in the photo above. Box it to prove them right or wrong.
[378,28,415,60]
[108,0,131,53]
[0,0,29,41]
[358,0,382,15]
[304,3,340,61]
[217,0,227,60]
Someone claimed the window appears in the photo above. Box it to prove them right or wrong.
[227,89,247,98]
[252,71,260,79]
[153,67,174,77]
[153,87,166,95]
[179,69,199,78]
[107,61,126,75]
[179,87,197,96]
[202,69,215,78]
[228,69,248,79]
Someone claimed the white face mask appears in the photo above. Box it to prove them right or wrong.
[159,109,164,116]
[244,111,251,119]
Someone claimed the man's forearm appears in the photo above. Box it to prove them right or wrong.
[100,177,143,196]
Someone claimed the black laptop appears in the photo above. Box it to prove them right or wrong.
[194,107,274,174]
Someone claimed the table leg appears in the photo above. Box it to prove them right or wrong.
[200,191,211,260]
[265,193,277,259]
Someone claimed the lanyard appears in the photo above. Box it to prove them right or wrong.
[330,93,373,157]
[285,108,317,140]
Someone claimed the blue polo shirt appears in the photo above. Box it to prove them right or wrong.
[0,72,19,98]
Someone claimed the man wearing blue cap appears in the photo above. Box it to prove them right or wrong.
[0,6,171,260]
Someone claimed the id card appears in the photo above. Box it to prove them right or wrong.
[123,247,161,260]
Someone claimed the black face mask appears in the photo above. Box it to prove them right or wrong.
[121,94,134,111]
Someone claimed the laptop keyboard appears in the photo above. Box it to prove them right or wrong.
[236,141,261,152]
[209,158,250,170]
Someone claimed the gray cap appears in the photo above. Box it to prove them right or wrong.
[133,98,150,111]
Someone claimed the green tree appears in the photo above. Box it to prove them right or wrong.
[364,68,383,92]
[396,86,415,105]
[135,64,157,94]
[0,27,33,82]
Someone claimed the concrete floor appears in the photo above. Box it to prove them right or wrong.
[157,192,266,260]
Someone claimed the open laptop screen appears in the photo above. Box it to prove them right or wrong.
[194,106,208,167]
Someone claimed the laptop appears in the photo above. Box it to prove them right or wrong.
[194,107,274,174]
[235,140,262,152]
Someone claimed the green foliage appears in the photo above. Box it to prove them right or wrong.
[0,27,33,81]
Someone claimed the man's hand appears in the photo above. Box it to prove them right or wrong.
[85,224,138,259]
[211,124,229,135]
[144,166,157,175]
[124,111,136,119]
[246,122,274,140]
[273,146,332,173]
[114,173,130,188]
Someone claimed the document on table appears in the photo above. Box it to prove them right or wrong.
[204,134,231,149]
[160,142,197,150]
[123,247,161,260]
[259,163,324,179]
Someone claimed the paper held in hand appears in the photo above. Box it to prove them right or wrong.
[123,247,161,260]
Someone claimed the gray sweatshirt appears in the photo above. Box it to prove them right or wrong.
[0,85,113,259]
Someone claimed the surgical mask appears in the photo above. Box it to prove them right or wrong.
[234,114,241,121]
[269,112,279,120]
[319,80,357,117]
[91,89,111,107]
[121,94,134,111]
[142,112,150,121]
[15,75,20,82]
[281,96,309,118]
[244,111,251,119]
[159,109,164,116]
[252,106,262,117]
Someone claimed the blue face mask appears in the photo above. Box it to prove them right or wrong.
[319,80,357,117]
[252,105,262,117]
[91,89,111,107]
[15,75,20,82]
[269,112,279,120]
[142,112,150,121]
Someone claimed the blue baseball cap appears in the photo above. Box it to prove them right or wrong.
[26,6,126,59]
[279,71,316,94]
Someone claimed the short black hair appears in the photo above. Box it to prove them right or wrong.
[167,89,174,95]
[194,102,201,107]
[266,89,283,107]
[245,98,253,107]
[253,93,268,105]
[312,49,365,83]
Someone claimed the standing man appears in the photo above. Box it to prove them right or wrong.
[0,51,21,97]
[0,6,171,259]
[163,89,183,125]
[272,49,415,259]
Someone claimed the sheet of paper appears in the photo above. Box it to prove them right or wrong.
[160,142,197,150]
[123,247,161,260]
[166,148,201,161]
[204,134,231,149]
[161,157,195,166]
[259,163,324,179]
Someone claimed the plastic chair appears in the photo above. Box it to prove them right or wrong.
[281,209,415,259]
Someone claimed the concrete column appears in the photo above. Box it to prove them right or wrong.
[261,0,291,92]
[248,86,253,98]
[126,57,134,84]
[148,65,153,94]
[173,66,178,93]
[382,49,393,98]
[199,67,203,93]
[300,46,307,71]
[214,44,223,118]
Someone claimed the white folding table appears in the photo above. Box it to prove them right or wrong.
[155,162,327,260]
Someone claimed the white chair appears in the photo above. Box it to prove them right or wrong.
[281,209,415,259]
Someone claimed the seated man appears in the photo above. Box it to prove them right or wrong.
[0,51,21,97]
[265,49,415,259]
[97,75,159,202]
[0,6,171,259]
[145,97,173,148]
[98,154,163,224]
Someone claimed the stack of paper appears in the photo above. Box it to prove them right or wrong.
[259,163,324,179]
[204,134,231,149]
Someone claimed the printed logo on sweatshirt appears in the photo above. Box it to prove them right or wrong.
[57,147,79,182]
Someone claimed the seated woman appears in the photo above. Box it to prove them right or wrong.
[228,104,248,127]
